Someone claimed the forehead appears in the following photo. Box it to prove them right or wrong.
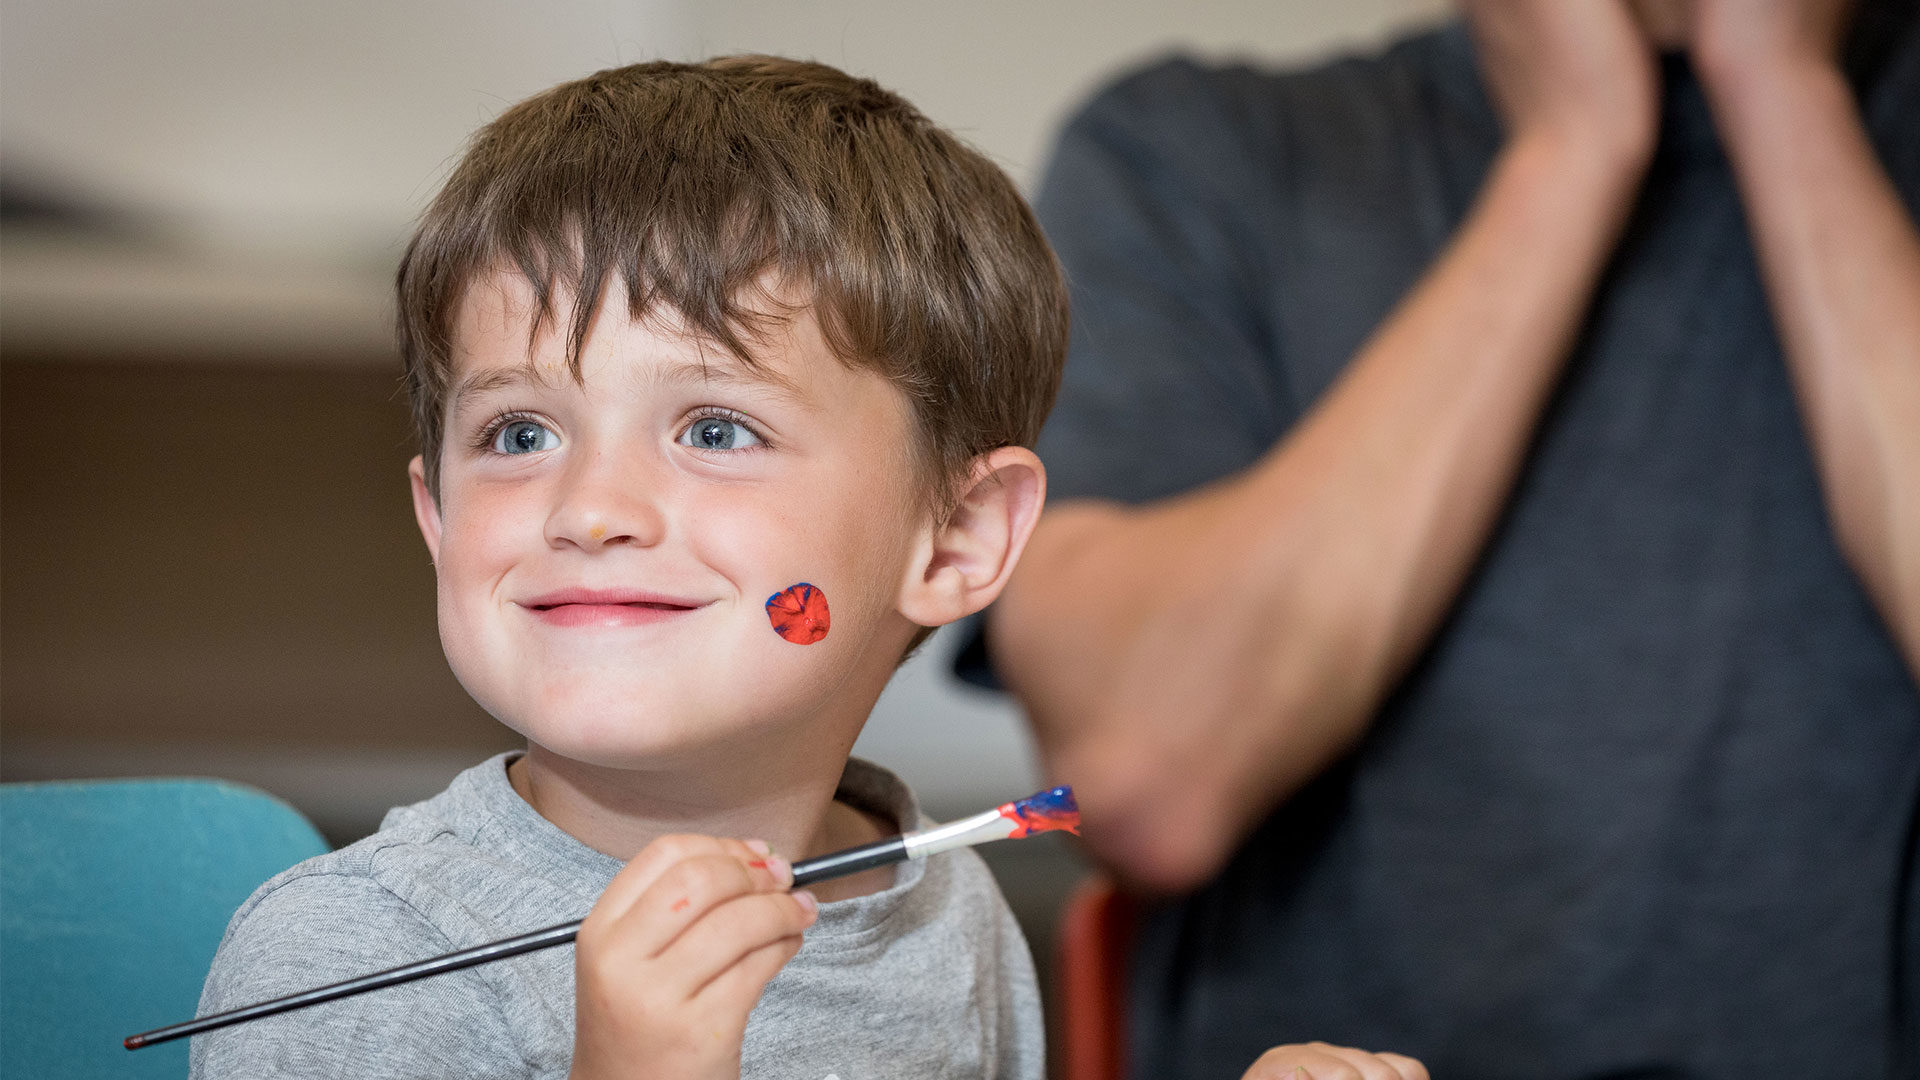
[440,271,937,462]
[447,268,819,398]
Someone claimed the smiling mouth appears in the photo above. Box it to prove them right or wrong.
[528,600,693,612]
[521,592,705,627]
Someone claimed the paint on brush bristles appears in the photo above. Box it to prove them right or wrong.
[998,786,1080,837]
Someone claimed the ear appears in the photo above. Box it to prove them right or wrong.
[898,446,1046,628]
[408,455,444,567]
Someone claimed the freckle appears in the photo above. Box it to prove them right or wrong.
[671,897,690,913]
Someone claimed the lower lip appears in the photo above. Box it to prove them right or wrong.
[524,603,698,628]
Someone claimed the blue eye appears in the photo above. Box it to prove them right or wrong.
[492,419,559,455]
[680,416,763,451]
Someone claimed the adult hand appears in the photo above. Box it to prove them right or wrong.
[1241,1042,1430,1080]
[567,835,816,1080]
[1460,0,1661,169]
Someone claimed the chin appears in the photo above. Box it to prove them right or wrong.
[509,693,794,773]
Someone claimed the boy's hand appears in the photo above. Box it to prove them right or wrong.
[1242,1042,1429,1080]
[567,835,818,1080]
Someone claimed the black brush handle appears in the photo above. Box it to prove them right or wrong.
[123,920,582,1049]
[125,836,913,1049]
[789,836,907,887]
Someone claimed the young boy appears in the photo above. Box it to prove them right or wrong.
[189,56,1425,1080]
[191,56,1062,1080]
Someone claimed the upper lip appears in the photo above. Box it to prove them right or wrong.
[518,588,706,610]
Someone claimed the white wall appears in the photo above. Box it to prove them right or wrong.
[3,0,1444,254]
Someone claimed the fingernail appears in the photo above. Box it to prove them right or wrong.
[744,838,772,857]
[766,855,792,885]
[793,889,818,916]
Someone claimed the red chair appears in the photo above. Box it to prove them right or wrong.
[1054,875,1136,1080]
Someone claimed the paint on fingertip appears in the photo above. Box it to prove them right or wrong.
[670,897,690,913]
[766,582,830,644]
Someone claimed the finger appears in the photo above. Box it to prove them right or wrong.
[693,923,807,1014]
[1301,1043,1408,1080]
[1375,1052,1429,1080]
[607,850,792,961]
[1243,1047,1346,1080]
[595,834,777,925]
[662,888,818,997]
[591,834,760,924]
[1242,1045,1372,1080]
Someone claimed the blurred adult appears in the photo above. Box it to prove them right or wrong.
[982,0,1920,1075]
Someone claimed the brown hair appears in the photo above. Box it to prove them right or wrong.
[397,55,1067,515]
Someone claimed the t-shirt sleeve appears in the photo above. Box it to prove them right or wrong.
[189,872,536,1080]
[953,59,1299,690]
[1033,58,1298,505]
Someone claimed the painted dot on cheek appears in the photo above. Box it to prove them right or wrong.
[766,582,830,645]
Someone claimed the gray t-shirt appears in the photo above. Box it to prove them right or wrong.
[190,755,1043,1079]
[1021,9,1920,1080]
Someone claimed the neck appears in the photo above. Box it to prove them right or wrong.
[508,739,896,901]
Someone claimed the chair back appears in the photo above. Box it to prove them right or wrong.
[1054,874,1136,1080]
[2,777,329,1079]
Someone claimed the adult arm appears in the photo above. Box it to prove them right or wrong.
[1695,0,1920,675]
[991,4,1662,892]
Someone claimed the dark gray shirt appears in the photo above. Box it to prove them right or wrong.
[191,755,1043,1079]
[1027,11,1920,1079]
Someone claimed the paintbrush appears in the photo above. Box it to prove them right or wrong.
[124,785,1079,1050]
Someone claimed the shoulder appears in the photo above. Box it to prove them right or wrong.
[189,781,552,1079]
[1053,26,1482,182]
[201,833,471,1010]
[200,754,543,1004]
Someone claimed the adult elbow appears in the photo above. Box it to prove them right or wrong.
[1072,754,1248,896]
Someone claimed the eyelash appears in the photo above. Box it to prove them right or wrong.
[466,408,771,453]
[684,408,770,450]
[470,410,546,454]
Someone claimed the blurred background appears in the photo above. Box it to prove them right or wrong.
[1,0,1444,1030]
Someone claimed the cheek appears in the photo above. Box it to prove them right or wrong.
[432,485,534,635]
[766,582,831,645]
[687,485,904,629]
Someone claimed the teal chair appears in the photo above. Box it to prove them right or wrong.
[1,778,330,1079]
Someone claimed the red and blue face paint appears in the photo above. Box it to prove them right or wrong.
[766,582,830,645]
[996,786,1080,837]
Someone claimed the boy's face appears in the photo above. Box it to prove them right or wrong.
[411,273,930,771]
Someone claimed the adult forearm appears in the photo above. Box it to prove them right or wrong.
[1703,54,1920,673]
[994,134,1648,890]
[1251,132,1649,690]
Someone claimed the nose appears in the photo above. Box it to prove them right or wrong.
[543,448,668,551]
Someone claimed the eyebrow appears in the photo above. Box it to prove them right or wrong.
[446,364,545,417]
[445,352,809,417]
[655,355,806,402]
